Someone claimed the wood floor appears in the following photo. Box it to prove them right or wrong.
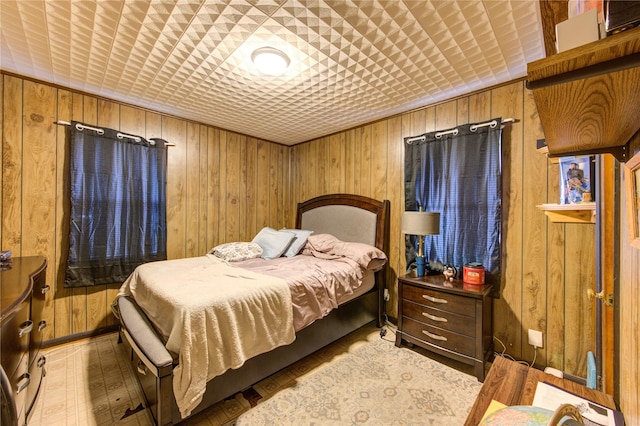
[28,324,391,426]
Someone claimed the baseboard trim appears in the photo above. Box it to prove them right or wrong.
[41,324,120,348]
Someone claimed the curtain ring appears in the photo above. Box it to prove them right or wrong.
[117,132,142,143]
[75,123,104,135]
[406,135,426,144]
[470,119,498,132]
[435,128,458,139]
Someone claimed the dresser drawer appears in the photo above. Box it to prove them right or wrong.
[1,299,32,379]
[402,316,476,357]
[402,299,475,337]
[403,284,476,317]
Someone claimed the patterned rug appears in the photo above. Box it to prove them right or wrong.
[234,336,482,425]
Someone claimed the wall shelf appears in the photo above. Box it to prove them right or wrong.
[536,203,596,223]
[526,26,640,161]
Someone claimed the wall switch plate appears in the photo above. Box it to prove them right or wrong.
[383,288,390,301]
[528,329,543,348]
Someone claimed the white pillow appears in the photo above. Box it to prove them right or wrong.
[281,229,314,257]
[251,227,296,259]
[210,242,263,262]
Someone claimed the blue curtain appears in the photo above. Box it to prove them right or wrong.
[65,122,168,288]
[404,119,502,288]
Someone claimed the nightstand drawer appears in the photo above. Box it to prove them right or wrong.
[402,317,475,357]
[403,284,475,317]
[402,299,475,337]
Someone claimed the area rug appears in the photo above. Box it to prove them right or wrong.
[234,336,482,425]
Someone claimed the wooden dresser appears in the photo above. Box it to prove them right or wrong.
[0,256,48,426]
[395,274,493,381]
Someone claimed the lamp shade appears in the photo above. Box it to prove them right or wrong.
[401,212,440,235]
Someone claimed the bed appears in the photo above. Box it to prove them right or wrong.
[114,193,390,425]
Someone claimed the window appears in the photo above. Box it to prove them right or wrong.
[65,122,168,287]
[404,119,502,287]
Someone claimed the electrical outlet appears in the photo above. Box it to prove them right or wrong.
[528,329,543,348]
[383,288,390,301]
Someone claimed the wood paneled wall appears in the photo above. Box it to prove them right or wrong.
[290,80,597,377]
[1,74,290,341]
[0,73,618,382]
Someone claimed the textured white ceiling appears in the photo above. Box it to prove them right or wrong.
[0,0,545,145]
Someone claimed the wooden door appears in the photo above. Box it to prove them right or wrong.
[598,154,616,394]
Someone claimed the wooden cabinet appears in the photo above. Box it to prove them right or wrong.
[526,25,640,161]
[0,256,47,426]
[395,274,493,381]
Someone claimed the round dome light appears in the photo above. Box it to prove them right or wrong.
[251,47,290,76]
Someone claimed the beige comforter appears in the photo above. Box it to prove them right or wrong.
[117,255,294,418]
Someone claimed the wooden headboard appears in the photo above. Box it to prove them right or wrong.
[296,193,390,255]
[296,194,390,323]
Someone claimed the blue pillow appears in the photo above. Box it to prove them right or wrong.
[251,227,296,259]
[281,229,314,257]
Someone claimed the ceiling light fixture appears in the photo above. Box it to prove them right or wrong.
[251,47,290,76]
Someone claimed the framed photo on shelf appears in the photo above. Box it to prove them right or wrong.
[559,156,595,205]
[625,150,640,249]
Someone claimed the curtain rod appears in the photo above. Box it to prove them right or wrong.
[406,117,515,144]
[54,121,175,146]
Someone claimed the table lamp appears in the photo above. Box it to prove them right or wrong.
[402,211,440,277]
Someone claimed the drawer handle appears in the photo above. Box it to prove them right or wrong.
[137,360,147,375]
[41,284,51,294]
[37,355,47,368]
[422,294,447,304]
[19,320,33,337]
[422,312,447,322]
[422,330,448,341]
[15,373,30,394]
[38,320,47,332]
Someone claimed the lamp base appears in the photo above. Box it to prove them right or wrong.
[416,256,426,277]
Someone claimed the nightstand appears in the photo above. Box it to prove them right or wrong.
[395,274,493,381]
